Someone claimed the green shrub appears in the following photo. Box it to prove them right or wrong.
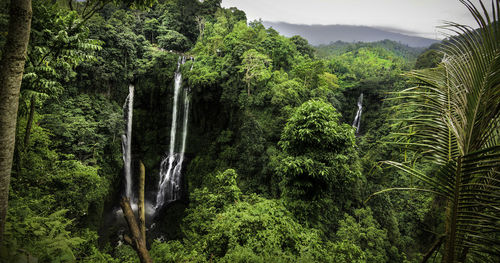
[157,30,191,51]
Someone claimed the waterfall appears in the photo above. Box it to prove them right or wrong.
[352,93,363,135]
[155,57,190,210]
[122,84,134,198]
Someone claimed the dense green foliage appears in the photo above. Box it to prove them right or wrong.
[0,0,497,262]
[389,2,500,260]
[276,100,360,234]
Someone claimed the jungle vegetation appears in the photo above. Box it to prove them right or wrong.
[0,0,498,262]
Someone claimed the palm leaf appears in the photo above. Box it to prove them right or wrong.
[381,1,500,261]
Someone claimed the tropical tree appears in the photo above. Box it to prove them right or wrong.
[238,49,272,96]
[0,0,32,244]
[21,2,102,150]
[276,100,361,235]
[382,0,499,261]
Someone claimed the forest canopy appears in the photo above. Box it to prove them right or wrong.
[0,0,498,262]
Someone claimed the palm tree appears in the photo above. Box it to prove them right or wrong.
[383,0,499,262]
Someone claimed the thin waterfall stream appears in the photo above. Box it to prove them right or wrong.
[352,93,363,135]
[122,84,134,198]
[155,56,190,211]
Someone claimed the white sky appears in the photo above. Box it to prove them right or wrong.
[221,0,485,39]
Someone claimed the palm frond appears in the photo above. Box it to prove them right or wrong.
[381,1,500,261]
[453,146,500,258]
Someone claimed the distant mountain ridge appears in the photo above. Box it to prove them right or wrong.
[263,21,439,48]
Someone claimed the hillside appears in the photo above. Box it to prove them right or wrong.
[315,40,425,61]
[263,21,439,47]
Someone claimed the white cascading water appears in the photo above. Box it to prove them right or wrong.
[122,84,134,198]
[155,57,190,210]
[352,93,363,135]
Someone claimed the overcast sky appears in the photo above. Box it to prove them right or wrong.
[221,0,484,39]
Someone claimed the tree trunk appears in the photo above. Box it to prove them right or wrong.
[444,157,462,263]
[0,0,32,244]
[120,160,151,263]
[24,96,36,149]
[120,197,152,263]
[138,160,146,242]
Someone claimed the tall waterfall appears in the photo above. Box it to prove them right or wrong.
[352,93,363,135]
[122,85,134,198]
[155,57,190,210]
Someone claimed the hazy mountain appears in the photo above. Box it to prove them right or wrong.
[263,21,439,48]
